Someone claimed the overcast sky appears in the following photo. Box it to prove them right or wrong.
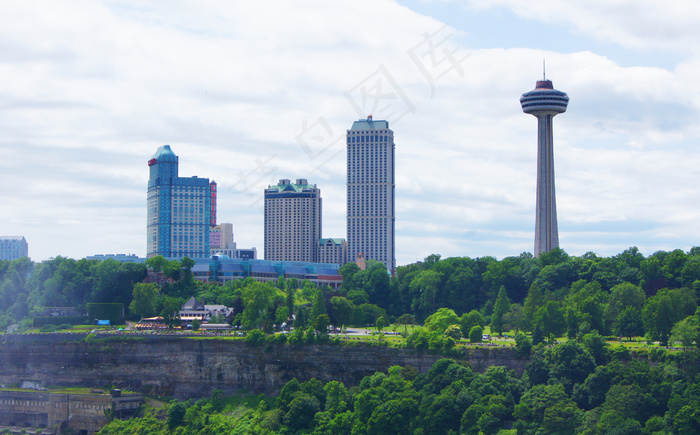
[2,0,700,265]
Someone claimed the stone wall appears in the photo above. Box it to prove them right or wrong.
[0,390,142,434]
[0,334,528,399]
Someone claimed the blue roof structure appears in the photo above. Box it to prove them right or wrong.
[350,116,389,130]
[150,144,179,163]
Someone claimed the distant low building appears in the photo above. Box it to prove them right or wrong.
[0,236,28,261]
[192,255,342,289]
[319,238,347,265]
[134,316,168,330]
[87,254,145,263]
[179,297,234,327]
[42,307,82,317]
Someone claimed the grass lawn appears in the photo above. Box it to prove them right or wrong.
[24,324,115,334]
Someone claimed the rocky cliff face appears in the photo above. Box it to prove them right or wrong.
[0,334,527,399]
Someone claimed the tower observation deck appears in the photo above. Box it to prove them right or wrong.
[520,79,569,257]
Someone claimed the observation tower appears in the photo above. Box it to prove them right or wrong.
[520,73,569,257]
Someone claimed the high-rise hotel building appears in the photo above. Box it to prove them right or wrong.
[147,145,215,259]
[347,116,395,272]
[264,179,322,262]
[0,236,28,261]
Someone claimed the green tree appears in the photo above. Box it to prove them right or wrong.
[670,316,699,348]
[616,306,644,341]
[311,289,327,320]
[159,296,182,329]
[375,315,388,333]
[285,286,295,321]
[191,318,201,331]
[329,296,355,328]
[128,283,159,320]
[396,313,417,325]
[409,269,444,319]
[367,398,418,435]
[460,310,486,337]
[490,286,510,336]
[145,255,168,273]
[515,332,532,357]
[424,307,460,334]
[312,314,331,337]
[445,324,462,340]
[580,331,608,365]
[522,282,545,332]
[339,262,361,293]
[241,282,280,332]
[605,282,645,332]
[275,306,289,325]
[469,325,483,343]
[514,383,582,434]
[535,301,566,338]
[548,341,596,387]
[283,394,320,431]
[167,402,187,429]
[643,291,676,345]
[323,381,348,415]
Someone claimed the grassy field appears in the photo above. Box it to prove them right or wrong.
[23,324,116,334]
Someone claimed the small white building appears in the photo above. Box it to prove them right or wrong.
[179,297,233,327]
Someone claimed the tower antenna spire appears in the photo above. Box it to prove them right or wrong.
[543,59,546,81]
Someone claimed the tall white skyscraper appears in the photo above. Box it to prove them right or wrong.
[264,179,322,262]
[347,116,395,272]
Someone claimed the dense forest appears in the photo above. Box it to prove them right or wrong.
[96,348,700,435]
[2,247,700,434]
[1,247,699,348]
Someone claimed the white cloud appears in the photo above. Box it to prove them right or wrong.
[466,0,700,53]
[2,0,700,265]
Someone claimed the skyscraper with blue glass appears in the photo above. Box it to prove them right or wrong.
[147,145,215,259]
[347,116,396,272]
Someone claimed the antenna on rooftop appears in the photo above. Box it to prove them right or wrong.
[543,59,546,81]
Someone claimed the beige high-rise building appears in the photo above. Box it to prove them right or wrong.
[319,238,347,265]
[347,116,396,272]
[264,179,321,262]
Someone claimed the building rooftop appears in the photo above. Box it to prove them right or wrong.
[150,145,178,163]
[349,115,389,131]
[320,238,346,245]
[266,178,318,193]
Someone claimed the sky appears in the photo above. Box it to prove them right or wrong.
[2,0,700,266]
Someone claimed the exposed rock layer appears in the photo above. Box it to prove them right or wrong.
[0,334,527,399]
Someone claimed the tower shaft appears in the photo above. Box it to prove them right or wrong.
[534,114,559,256]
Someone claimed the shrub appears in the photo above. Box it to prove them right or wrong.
[33,316,89,328]
[40,324,57,333]
[191,319,201,331]
[608,345,631,361]
[649,348,666,362]
[515,332,532,357]
[265,333,287,345]
[469,326,483,343]
[245,329,266,345]
[445,324,462,340]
